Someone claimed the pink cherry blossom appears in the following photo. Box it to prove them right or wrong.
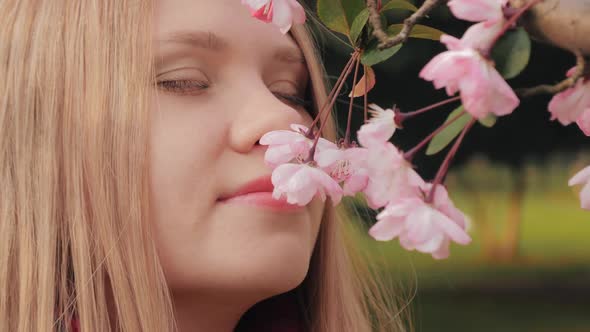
[357,104,398,148]
[315,145,370,196]
[575,108,590,136]
[362,142,424,209]
[447,0,507,23]
[241,0,306,34]
[259,124,332,168]
[369,184,471,259]
[548,68,590,135]
[459,20,504,54]
[271,163,343,206]
[568,165,590,210]
[420,29,519,119]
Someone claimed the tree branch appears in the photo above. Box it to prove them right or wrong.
[516,49,587,98]
[366,0,446,50]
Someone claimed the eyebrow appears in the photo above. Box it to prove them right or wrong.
[158,30,306,65]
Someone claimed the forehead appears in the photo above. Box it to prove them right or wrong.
[154,0,304,61]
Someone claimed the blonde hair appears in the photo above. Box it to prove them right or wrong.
[0,1,408,331]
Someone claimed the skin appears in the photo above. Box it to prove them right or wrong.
[150,0,324,330]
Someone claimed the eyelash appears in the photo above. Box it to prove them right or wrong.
[156,79,312,109]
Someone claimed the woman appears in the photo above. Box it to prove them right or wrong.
[0,0,408,331]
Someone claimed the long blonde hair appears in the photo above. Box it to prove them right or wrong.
[0,1,408,331]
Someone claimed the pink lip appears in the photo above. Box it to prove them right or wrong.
[218,175,303,212]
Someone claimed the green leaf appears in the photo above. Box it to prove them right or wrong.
[350,9,370,45]
[386,24,445,40]
[490,27,531,79]
[478,114,497,127]
[426,106,470,155]
[317,0,350,35]
[381,0,419,12]
[361,40,403,66]
[317,0,365,37]
[343,0,366,27]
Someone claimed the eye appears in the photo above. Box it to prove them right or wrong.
[273,92,312,109]
[156,79,210,96]
[269,80,312,109]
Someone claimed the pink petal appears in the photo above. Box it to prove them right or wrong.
[414,233,446,254]
[357,105,397,147]
[460,20,504,53]
[431,238,451,259]
[287,0,306,24]
[310,168,343,205]
[259,129,304,145]
[369,218,406,241]
[568,165,590,186]
[432,209,471,245]
[404,207,439,245]
[447,0,504,22]
[579,182,590,210]
[370,202,415,241]
[272,0,295,34]
[342,170,369,196]
[420,49,479,96]
[271,164,315,205]
[250,2,273,22]
[575,108,590,136]
[548,81,589,125]
[460,60,519,119]
[440,34,463,51]
[314,146,343,168]
[265,144,297,167]
[242,0,270,9]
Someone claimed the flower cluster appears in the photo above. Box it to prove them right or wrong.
[548,68,590,135]
[420,0,520,119]
[241,0,306,34]
[554,70,590,209]
[260,105,472,259]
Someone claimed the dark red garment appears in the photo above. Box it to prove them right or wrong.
[70,291,306,331]
[236,291,306,332]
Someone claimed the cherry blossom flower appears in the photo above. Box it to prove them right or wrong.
[241,0,306,34]
[315,145,370,196]
[548,67,590,135]
[362,142,424,209]
[419,26,520,119]
[447,0,507,23]
[259,124,332,168]
[569,165,590,210]
[369,184,471,259]
[576,108,590,136]
[271,163,343,206]
[357,104,398,148]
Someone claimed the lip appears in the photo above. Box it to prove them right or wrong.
[217,175,304,212]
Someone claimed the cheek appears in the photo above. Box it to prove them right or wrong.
[149,96,225,283]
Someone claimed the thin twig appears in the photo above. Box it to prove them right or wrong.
[426,118,476,203]
[488,0,543,52]
[367,0,445,50]
[344,54,362,146]
[517,50,587,98]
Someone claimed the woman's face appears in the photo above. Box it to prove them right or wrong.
[150,0,324,297]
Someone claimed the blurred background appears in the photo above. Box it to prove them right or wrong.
[305,1,590,331]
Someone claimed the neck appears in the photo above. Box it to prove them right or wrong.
[172,292,253,332]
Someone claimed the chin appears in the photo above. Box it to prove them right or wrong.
[239,237,313,296]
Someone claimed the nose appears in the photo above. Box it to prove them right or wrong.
[227,79,310,153]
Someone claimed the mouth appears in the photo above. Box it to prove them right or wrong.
[217,175,304,212]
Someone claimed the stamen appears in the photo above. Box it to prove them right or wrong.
[330,159,352,181]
